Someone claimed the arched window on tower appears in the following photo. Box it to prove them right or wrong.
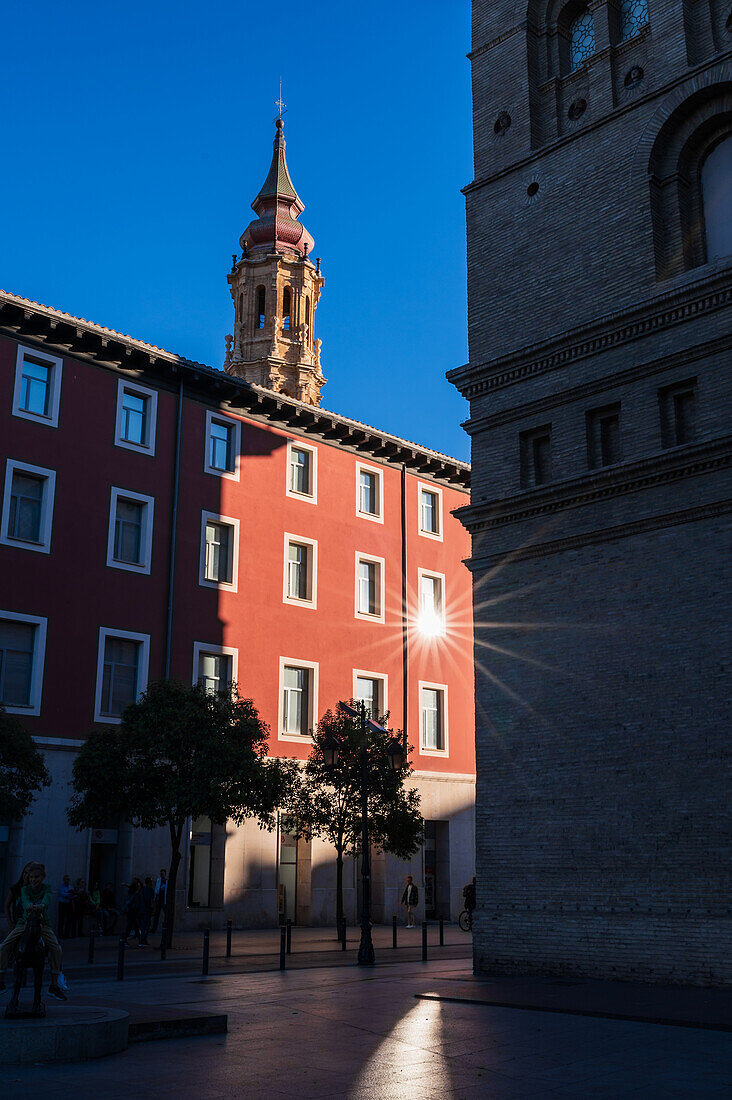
[569,7,595,71]
[257,286,266,329]
[283,287,291,332]
[702,134,732,263]
[619,0,649,42]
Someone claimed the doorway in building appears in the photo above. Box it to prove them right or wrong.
[88,827,118,895]
[188,816,212,907]
[423,820,450,919]
[279,831,297,924]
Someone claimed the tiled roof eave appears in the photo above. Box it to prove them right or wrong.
[0,289,470,490]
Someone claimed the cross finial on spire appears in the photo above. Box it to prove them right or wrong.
[275,78,286,122]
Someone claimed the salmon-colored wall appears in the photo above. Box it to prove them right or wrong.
[0,334,475,776]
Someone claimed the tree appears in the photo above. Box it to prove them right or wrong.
[0,705,51,820]
[68,679,284,945]
[281,705,423,930]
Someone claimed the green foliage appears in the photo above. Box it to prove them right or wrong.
[0,705,51,820]
[68,679,282,833]
[281,704,423,866]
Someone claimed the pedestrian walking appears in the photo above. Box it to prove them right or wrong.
[57,874,73,938]
[150,868,168,933]
[401,875,418,928]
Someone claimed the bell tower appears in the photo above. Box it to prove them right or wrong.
[225,116,326,406]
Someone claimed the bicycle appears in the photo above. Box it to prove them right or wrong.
[458,908,473,932]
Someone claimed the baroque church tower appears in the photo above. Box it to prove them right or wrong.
[225,116,325,406]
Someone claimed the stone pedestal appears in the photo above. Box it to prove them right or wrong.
[0,1005,129,1063]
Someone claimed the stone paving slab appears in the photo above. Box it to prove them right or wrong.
[1,960,730,1098]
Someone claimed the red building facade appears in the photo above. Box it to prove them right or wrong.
[0,126,474,927]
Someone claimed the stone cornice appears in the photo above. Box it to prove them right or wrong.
[448,269,731,400]
[0,290,470,491]
[457,436,732,531]
[462,334,729,434]
[466,498,732,569]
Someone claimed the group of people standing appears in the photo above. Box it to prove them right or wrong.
[122,871,167,947]
[57,876,119,937]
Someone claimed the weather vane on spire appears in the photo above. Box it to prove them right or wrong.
[275,78,287,122]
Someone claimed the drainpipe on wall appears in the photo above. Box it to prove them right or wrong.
[400,464,409,744]
[164,375,184,679]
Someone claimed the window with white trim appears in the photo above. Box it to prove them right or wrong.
[107,488,155,574]
[199,512,239,591]
[356,464,383,522]
[417,570,445,636]
[419,683,448,754]
[0,612,47,715]
[283,534,317,607]
[204,411,240,479]
[287,441,317,501]
[355,553,385,621]
[419,484,442,539]
[1,460,56,554]
[94,628,150,723]
[279,658,318,739]
[354,671,388,720]
[114,379,158,455]
[12,346,63,428]
[192,642,238,696]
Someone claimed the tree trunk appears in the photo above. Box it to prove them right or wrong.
[164,819,183,949]
[335,848,344,937]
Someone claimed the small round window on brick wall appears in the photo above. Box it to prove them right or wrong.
[527,181,540,197]
[568,98,587,120]
[494,112,512,135]
[624,66,644,88]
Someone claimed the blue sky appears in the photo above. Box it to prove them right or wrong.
[0,1,473,461]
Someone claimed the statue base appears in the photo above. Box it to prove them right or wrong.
[0,1005,129,1062]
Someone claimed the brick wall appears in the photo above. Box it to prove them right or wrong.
[457,0,732,984]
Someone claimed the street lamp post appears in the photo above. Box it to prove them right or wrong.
[336,700,406,967]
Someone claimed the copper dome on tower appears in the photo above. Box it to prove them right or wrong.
[240,118,315,259]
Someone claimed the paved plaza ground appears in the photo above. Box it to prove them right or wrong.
[1,950,730,1099]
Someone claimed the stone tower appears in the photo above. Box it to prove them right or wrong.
[450,1,731,985]
[225,117,326,405]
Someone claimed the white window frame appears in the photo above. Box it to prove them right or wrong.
[417,481,443,541]
[418,681,449,758]
[199,511,240,592]
[106,486,155,574]
[286,439,318,503]
[204,409,241,481]
[356,462,384,524]
[192,641,239,694]
[0,460,56,555]
[12,345,63,429]
[0,610,47,716]
[278,656,319,744]
[352,668,389,720]
[94,626,150,725]
[282,532,318,609]
[114,378,158,456]
[417,568,446,636]
[354,552,386,623]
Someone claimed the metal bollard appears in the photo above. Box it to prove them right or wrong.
[202,929,210,976]
[88,929,95,965]
[226,919,232,959]
[392,914,397,949]
[341,917,347,951]
[439,918,444,947]
[422,921,428,962]
[116,937,125,981]
[286,918,292,955]
[279,925,287,970]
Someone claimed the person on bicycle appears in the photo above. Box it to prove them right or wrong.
[463,876,476,917]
